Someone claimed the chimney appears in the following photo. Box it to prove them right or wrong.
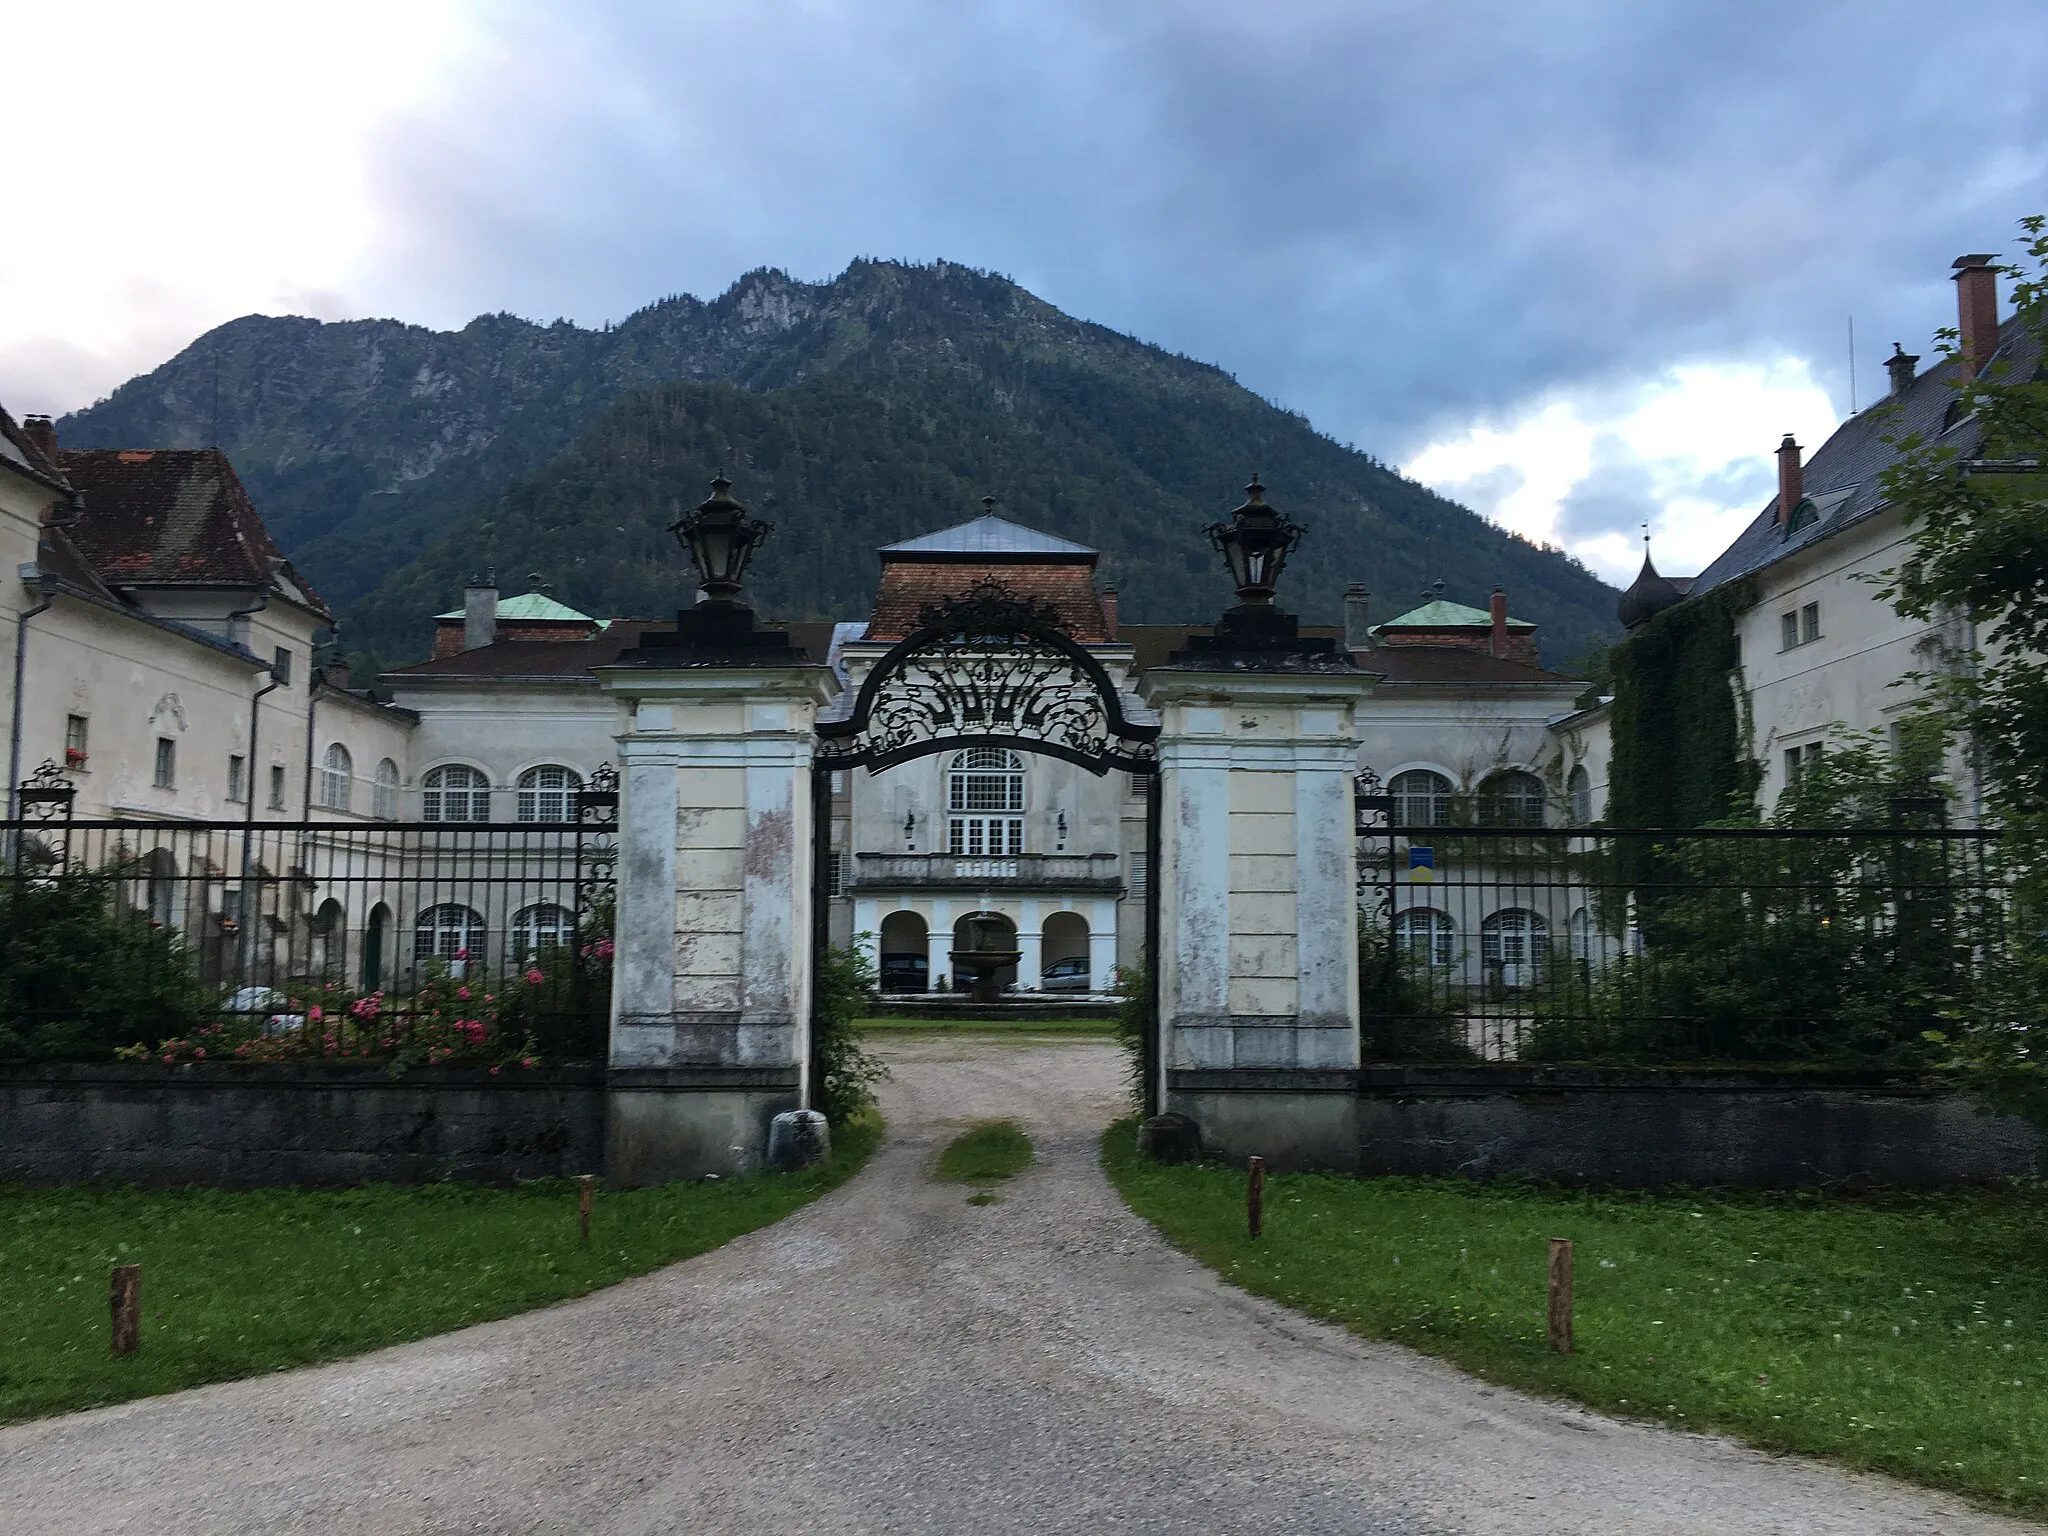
[322,659,352,691]
[1886,342,1920,399]
[1952,254,2000,381]
[1775,435,1803,525]
[19,415,55,466]
[1488,587,1508,658]
[1343,584,1375,651]
[463,570,498,651]
[1100,583,1119,640]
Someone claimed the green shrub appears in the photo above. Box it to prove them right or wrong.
[0,869,213,1061]
[813,941,887,1125]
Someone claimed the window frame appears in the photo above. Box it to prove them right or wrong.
[319,743,353,812]
[372,759,401,820]
[1392,906,1455,967]
[1476,769,1545,829]
[227,753,247,804]
[422,764,492,823]
[515,764,583,824]
[153,736,176,790]
[1389,769,1454,828]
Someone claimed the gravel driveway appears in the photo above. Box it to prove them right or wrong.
[0,1034,2034,1534]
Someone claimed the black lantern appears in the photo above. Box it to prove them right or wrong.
[668,474,772,606]
[1205,476,1304,610]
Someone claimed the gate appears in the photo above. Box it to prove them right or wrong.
[811,579,1163,1110]
[1,760,618,1058]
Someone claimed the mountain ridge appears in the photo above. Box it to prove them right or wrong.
[53,259,1618,664]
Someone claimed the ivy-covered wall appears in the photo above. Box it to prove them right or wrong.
[1608,578,1761,827]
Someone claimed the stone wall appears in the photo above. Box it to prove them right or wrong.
[1353,1066,2043,1187]
[0,1064,605,1187]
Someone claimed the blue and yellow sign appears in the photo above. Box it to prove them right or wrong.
[1408,846,1435,882]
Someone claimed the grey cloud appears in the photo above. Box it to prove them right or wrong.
[348,0,2048,550]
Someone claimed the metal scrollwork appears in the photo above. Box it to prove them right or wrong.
[18,760,76,822]
[818,578,1158,775]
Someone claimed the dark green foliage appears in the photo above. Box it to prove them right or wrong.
[813,942,887,1125]
[1606,577,1760,828]
[1525,732,1978,1066]
[1110,965,1151,1109]
[57,262,1620,664]
[1357,918,1475,1062]
[0,870,213,1061]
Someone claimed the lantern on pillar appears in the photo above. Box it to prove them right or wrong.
[668,474,772,607]
[1206,476,1304,614]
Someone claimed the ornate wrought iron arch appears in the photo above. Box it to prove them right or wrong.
[815,578,1158,775]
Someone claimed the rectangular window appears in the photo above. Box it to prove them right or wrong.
[830,771,846,796]
[227,754,247,803]
[272,646,292,686]
[268,764,287,810]
[1784,742,1823,784]
[1780,611,1800,650]
[827,851,846,898]
[1800,602,1820,644]
[64,714,88,763]
[1127,852,1148,897]
[948,816,1023,855]
[153,737,176,789]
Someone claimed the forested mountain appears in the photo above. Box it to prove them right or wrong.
[56,260,1619,665]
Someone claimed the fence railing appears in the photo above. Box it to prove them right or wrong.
[1355,824,2008,1065]
[0,791,617,1064]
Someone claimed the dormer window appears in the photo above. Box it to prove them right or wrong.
[1783,498,1818,534]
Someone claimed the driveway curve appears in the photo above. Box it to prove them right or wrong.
[0,1035,2034,1534]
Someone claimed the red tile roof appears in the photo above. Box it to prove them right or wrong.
[54,448,331,620]
[868,561,1109,642]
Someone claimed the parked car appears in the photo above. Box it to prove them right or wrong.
[879,954,930,993]
[1040,956,1091,992]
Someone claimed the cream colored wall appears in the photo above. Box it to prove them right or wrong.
[1353,683,1589,821]
[1735,508,1978,817]
[309,691,417,820]
[383,680,620,820]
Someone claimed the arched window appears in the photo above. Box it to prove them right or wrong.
[414,903,485,973]
[373,759,400,820]
[319,743,353,811]
[1392,907,1455,967]
[1569,905,1594,962]
[1477,770,1546,828]
[511,902,575,961]
[1481,908,1549,968]
[1390,769,1453,828]
[422,765,490,823]
[947,748,1024,856]
[1567,764,1592,826]
[516,764,583,823]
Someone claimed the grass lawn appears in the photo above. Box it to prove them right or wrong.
[858,1015,1113,1036]
[1104,1121,2048,1518]
[936,1120,1034,1189]
[0,1115,878,1425]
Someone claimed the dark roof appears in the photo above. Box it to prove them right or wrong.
[1617,554,1692,629]
[54,448,332,620]
[0,404,71,494]
[387,619,839,681]
[1120,623,1345,672]
[1690,314,2039,597]
[1360,645,1580,687]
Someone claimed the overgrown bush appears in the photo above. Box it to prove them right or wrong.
[1111,965,1151,1109]
[1357,917,1475,1062]
[813,941,886,1125]
[0,869,213,1061]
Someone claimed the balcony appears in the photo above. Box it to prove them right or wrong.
[849,852,1123,892]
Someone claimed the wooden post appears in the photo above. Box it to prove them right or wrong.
[578,1175,594,1248]
[109,1264,141,1355]
[1247,1156,1265,1240]
[1547,1238,1573,1353]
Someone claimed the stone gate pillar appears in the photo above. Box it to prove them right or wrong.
[1142,654,1374,1170]
[597,647,836,1185]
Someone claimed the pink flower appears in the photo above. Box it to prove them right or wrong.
[524,967,545,985]
[596,938,614,960]
[162,1054,174,1064]
[521,1057,536,1068]
[457,987,471,1001]
[488,1065,500,1076]
[194,1048,205,1059]
[454,949,469,962]
[308,1006,323,1022]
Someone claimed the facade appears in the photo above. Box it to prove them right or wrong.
[1613,252,2032,821]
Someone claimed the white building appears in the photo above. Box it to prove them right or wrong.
[1614,252,2032,821]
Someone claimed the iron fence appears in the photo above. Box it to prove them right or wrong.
[1355,821,2009,1065]
[0,764,616,1063]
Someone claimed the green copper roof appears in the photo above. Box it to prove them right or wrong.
[1377,598,1534,630]
[435,593,599,624]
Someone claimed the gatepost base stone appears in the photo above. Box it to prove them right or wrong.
[768,1109,831,1170]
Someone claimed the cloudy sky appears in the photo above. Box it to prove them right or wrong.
[7,1,2045,583]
